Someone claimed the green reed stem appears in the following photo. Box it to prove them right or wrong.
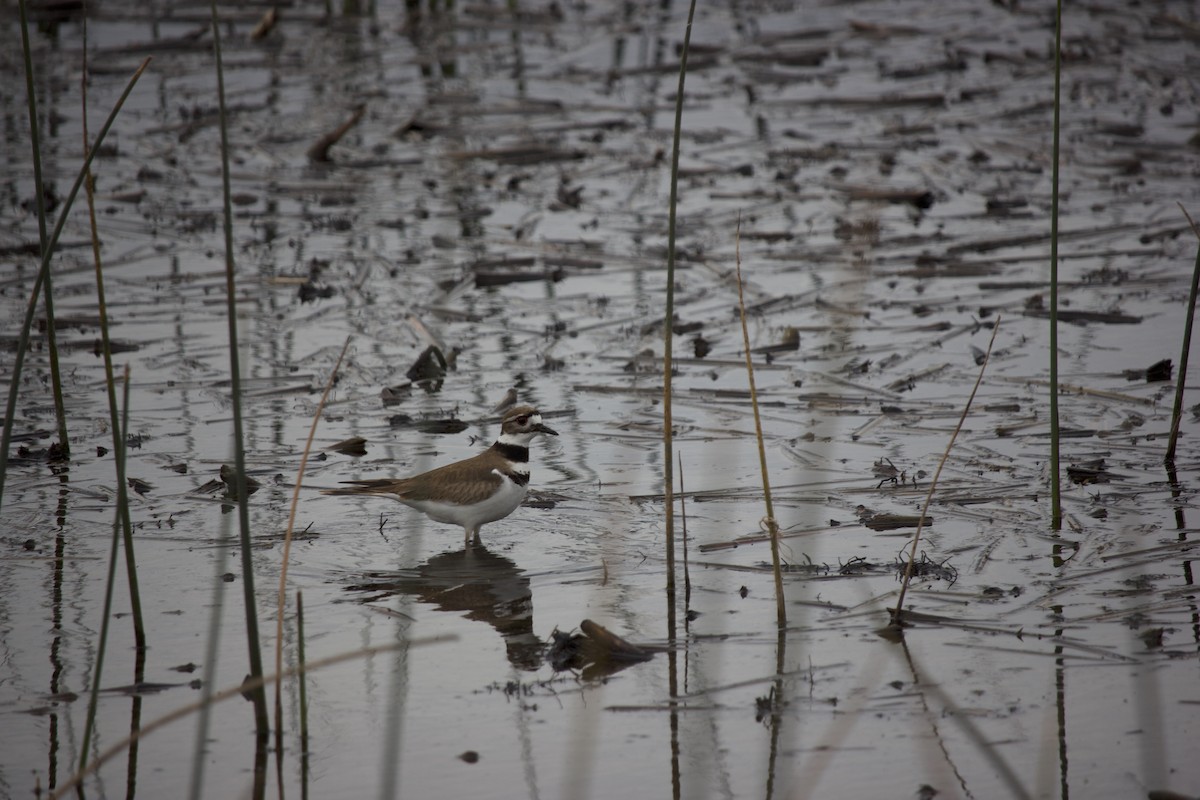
[1048,0,1064,530]
[17,0,69,457]
[892,319,1001,628]
[734,222,786,628]
[78,365,133,776]
[81,8,146,657]
[662,0,698,615]
[0,54,150,508]
[211,1,269,738]
[1166,205,1200,464]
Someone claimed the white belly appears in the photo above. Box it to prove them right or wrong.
[405,471,528,532]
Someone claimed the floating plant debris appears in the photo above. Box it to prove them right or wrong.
[327,437,368,457]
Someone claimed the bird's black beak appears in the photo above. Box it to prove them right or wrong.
[534,422,558,436]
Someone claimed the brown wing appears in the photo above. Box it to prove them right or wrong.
[397,453,507,505]
[323,451,509,506]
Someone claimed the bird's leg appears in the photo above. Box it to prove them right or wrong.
[471,529,482,546]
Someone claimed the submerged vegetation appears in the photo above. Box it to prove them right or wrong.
[3,0,1199,798]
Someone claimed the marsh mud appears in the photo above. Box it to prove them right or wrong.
[3,1,1200,798]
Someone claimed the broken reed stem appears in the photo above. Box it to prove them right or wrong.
[18,0,69,457]
[734,221,786,628]
[48,636,455,800]
[891,319,1002,628]
[1166,204,1200,464]
[274,337,352,764]
[81,12,145,656]
[1048,0,1064,530]
[306,104,365,162]
[211,1,269,737]
[0,56,150,508]
[79,365,134,774]
[678,451,691,614]
[662,0,698,613]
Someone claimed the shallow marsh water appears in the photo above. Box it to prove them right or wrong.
[3,0,1200,798]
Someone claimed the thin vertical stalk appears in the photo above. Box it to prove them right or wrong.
[664,12,696,796]
[764,626,787,800]
[662,0,697,620]
[17,0,69,456]
[79,365,133,777]
[1048,0,1064,530]
[297,591,310,800]
[211,2,269,738]
[734,223,785,628]
[81,0,145,655]
[0,57,150,508]
[677,452,691,620]
[1165,205,1200,464]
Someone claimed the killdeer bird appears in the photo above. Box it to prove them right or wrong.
[324,405,558,545]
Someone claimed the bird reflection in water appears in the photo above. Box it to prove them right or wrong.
[344,545,543,671]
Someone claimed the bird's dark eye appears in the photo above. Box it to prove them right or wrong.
[517,415,530,425]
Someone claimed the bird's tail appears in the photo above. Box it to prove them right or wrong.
[322,479,402,497]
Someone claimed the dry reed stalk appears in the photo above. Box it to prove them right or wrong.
[734,220,786,627]
[891,319,1001,629]
[273,337,352,764]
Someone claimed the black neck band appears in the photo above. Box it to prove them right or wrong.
[493,442,530,463]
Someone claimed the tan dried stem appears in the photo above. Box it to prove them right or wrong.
[734,219,786,627]
[891,318,1002,629]
[273,337,353,751]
